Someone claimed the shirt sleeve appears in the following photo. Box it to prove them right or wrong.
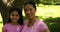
[2,24,7,32]
[41,22,48,30]
[38,21,48,32]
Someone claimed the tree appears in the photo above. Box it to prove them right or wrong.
[0,0,24,25]
[0,0,8,25]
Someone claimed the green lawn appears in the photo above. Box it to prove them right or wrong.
[0,23,3,32]
[0,13,3,32]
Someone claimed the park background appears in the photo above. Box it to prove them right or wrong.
[0,0,60,32]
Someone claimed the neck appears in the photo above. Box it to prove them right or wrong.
[29,17,36,23]
[28,17,37,27]
[11,22,18,25]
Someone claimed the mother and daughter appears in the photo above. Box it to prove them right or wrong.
[2,1,50,32]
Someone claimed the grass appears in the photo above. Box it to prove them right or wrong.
[0,13,3,32]
[0,23,3,32]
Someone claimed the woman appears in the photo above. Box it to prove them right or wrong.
[2,8,23,32]
[22,1,50,32]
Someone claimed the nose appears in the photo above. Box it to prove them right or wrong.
[26,11,30,14]
[13,15,17,18]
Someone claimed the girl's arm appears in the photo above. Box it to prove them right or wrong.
[2,29,7,32]
[2,24,7,32]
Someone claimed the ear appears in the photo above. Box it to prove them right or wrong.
[35,9,36,12]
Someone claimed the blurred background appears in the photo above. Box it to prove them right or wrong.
[0,0,60,32]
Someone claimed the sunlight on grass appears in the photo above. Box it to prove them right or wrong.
[36,5,60,18]
[0,13,3,22]
[0,13,3,32]
[0,23,3,32]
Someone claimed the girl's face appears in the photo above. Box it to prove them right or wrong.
[10,11,20,22]
[24,4,36,19]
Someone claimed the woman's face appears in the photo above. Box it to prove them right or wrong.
[10,11,20,22]
[24,4,36,19]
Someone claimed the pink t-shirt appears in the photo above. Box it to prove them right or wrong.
[22,20,48,32]
[2,23,23,32]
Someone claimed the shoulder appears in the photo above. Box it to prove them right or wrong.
[2,23,10,30]
[38,20,48,31]
[23,19,28,24]
[36,20,44,25]
[38,20,47,26]
[3,23,11,27]
[3,23,9,27]
[37,20,50,32]
[37,20,46,25]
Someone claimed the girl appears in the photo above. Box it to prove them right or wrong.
[22,1,50,32]
[2,8,23,32]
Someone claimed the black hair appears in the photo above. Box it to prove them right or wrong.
[7,8,23,25]
[0,8,1,12]
[24,1,36,10]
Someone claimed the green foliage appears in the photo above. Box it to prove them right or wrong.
[0,23,3,32]
[44,17,60,32]
[33,0,41,4]
[23,16,27,20]
[44,17,60,23]
[46,22,60,32]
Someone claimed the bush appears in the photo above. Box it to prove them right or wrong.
[44,17,60,23]
[46,23,60,32]
[45,17,60,32]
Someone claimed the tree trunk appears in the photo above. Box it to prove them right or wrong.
[0,0,8,25]
[0,0,24,25]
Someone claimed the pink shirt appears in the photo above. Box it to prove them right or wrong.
[2,23,23,32]
[22,20,48,32]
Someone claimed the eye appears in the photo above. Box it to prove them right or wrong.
[30,9,32,11]
[11,14,14,16]
[24,9,27,12]
[16,15,19,16]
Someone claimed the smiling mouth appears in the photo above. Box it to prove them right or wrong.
[12,18,17,20]
[27,15,31,17]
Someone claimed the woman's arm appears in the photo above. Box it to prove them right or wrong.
[39,28,50,32]
[38,21,50,32]
[43,29,50,32]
